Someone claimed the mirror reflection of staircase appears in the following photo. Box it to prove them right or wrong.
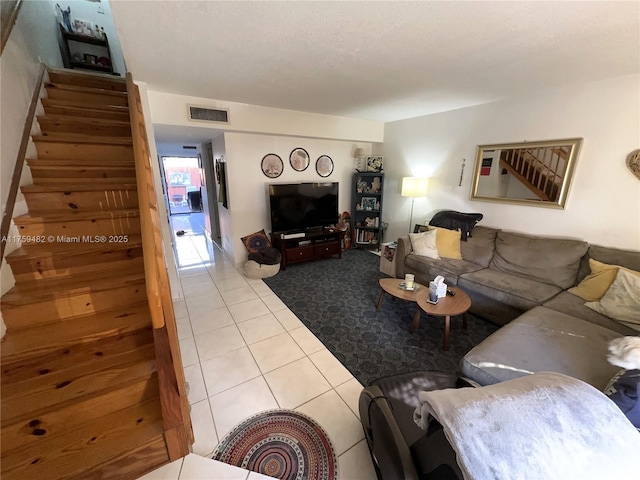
[1,68,191,479]
[499,146,570,202]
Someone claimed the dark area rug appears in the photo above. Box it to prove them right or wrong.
[213,409,338,480]
[264,249,499,386]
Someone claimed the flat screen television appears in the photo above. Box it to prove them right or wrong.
[268,182,339,233]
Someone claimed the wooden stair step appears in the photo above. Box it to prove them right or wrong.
[32,177,139,186]
[27,159,136,181]
[1,306,152,380]
[1,343,156,418]
[34,133,133,145]
[23,157,134,168]
[45,83,129,107]
[47,68,127,92]
[41,98,130,122]
[37,114,132,137]
[1,373,158,457]
[1,397,163,480]
[1,269,147,328]
[13,208,141,238]
[6,238,144,281]
[33,135,134,162]
[20,184,138,214]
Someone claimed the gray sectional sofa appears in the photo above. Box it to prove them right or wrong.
[395,226,639,390]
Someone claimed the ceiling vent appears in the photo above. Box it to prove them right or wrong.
[188,105,229,124]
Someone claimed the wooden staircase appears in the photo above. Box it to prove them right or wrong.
[499,147,569,202]
[1,69,191,479]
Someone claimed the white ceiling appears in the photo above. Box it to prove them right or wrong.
[111,1,639,123]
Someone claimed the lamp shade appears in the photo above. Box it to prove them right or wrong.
[401,177,429,198]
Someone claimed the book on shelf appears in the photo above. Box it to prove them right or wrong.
[355,228,379,244]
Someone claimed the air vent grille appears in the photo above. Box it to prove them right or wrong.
[188,105,229,124]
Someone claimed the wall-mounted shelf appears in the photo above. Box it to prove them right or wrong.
[58,24,118,76]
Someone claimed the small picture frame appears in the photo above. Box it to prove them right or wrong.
[84,54,98,65]
[261,153,283,178]
[361,197,377,211]
[366,156,384,172]
[290,148,310,172]
[315,155,333,177]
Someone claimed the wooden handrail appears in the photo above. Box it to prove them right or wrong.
[0,63,45,262]
[126,73,193,459]
[0,0,23,56]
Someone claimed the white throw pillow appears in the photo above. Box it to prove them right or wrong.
[409,230,440,259]
[585,269,640,332]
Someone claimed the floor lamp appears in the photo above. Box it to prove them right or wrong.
[401,177,429,233]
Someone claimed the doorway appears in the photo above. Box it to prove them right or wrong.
[161,156,203,216]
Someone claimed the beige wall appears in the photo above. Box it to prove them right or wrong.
[382,74,640,250]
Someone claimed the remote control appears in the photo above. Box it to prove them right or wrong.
[446,289,456,296]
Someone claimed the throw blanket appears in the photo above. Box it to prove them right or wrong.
[414,372,640,480]
[429,210,482,240]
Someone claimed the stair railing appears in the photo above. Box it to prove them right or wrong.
[0,63,45,262]
[126,73,193,460]
[501,147,567,201]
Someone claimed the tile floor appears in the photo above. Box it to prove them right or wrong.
[138,223,377,479]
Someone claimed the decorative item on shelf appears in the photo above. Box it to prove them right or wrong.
[72,19,94,36]
[626,149,640,180]
[290,147,310,172]
[401,177,429,233]
[57,4,73,32]
[360,197,376,211]
[84,53,97,65]
[354,148,367,172]
[316,155,333,177]
[366,155,384,172]
[97,56,111,67]
[261,153,283,178]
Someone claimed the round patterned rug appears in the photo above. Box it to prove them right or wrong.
[212,409,338,480]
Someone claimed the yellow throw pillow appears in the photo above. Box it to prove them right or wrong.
[568,259,640,301]
[429,226,462,260]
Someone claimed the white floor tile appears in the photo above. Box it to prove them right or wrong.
[261,294,287,312]
[228,298,271,324]
[335,378,365,419]
[249,333,305,374]
[184,364,207,405]
[236,313,286,345]
[289,326,325,354]
[243,276,264,285]
[251,282,274,297]
[215,275,250,292]
[209,376,279,439]
[190,306,234,335]
[173,300,188,320]
[181,273,214,289]
[221,286,260,306]
[338,440,377,480]
[183,281,220,300]
[136,458,183,480]
[273,309,304,331]
[309,349,353,387]
[209,266,243,282]
[185,291,226,315]
[296,390,364,455]
[195,324,246,362]
[178,265,210,278]
[264,357,331,409]
[190,399,219,457]
[201,347,262,397]
[179,336,199,367]
[179,454,248,480]
[176,315,193,341]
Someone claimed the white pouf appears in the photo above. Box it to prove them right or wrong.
[244,260,280,279]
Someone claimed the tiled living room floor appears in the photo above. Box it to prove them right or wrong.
[139,228,376,479]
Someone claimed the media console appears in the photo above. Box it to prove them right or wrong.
[271,229,345,270]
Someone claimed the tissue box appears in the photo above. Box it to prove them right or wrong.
[429,281,448,298]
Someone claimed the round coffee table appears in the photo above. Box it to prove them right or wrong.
[376,278,425,322]
[414,286,471,351]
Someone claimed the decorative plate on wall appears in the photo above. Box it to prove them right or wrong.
[261,154,284,178]
[290,148,310,172]
[316,155,334,177]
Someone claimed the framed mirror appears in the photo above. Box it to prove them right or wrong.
[470,138,582,209]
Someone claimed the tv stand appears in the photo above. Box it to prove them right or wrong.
[271,229,345,270]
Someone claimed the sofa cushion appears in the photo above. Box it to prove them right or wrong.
[460,306,623,389]
[576,245,640,284]
[405,254,484,286]
[429,226,462,260]
[543,291,638,335]
[458,268,562,311]
[569,259,640,301]
[585,269,640,332]
[489,231,588,289]
[459,226,498,268]
[409,230,439,259]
